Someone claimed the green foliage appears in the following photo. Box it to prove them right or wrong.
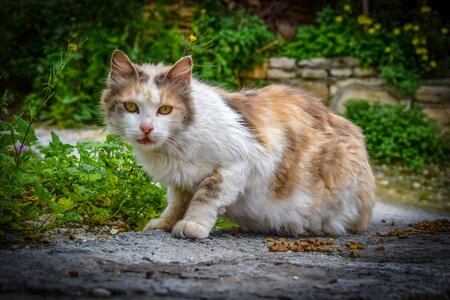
[1,1,277,127]
[284,3,450,97]
[0,51,166,236]
[345,100,450,170]
[189,10,278,88]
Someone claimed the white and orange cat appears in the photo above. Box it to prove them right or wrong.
[101,50,375,239]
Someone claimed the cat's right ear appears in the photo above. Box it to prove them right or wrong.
[110,50,138,81]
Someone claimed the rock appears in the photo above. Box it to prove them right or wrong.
[90,288,112,298]
[110,228,119,235]
[335,78,383,88]
[341,57,360,67]
[331,83,398,113]
[380,180,390,187]
[267,68,296,79]
[285,79,330,104]
[413,182,422,189]
[300,68,328,79]
[330,85,338,95]
[330,68,352,78]
[423,107,450,132]
[415,85,450,104]
[268,57,296,70]
[297,58,332,68]
[353,67,377,77]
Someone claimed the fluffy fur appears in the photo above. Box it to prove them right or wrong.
[101,50,375,239]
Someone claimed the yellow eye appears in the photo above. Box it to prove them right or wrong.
[124,102,138,113]
[158,105,172,115]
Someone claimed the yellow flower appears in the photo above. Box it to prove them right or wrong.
[357,15,373,25]
[368,28,376,34]
[411,38,419,46]
[403,23,413,31]
[413,25,420,31]
[442,27,449,35]
[67,42,80,52]
[430,60,437,68]
[384,47,391,53]
[374,23,381,30]
[422,54,429,61]
[420,5,431,13]
[415,47,427,55]
[344,4,351,12]
[393,28,401,35]
[188,34,197,42]
[335,15,343,23]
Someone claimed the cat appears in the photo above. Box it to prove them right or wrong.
[101,50,375,239]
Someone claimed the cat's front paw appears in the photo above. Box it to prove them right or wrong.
[172,220,209,239]
[143,218,173,232]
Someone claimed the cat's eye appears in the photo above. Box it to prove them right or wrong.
[124,102,139,113]
[158,105,172,115]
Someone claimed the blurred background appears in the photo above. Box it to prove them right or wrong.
[0,1,449,232]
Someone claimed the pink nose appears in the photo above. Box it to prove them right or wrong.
[140,124,153,135]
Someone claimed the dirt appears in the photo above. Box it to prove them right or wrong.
[1,201,449,300]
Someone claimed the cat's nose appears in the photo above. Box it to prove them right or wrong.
[140,124,153,135]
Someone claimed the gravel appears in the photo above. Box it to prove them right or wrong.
[1,201,449,299]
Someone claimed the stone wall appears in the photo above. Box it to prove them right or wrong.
[245,56,450,131]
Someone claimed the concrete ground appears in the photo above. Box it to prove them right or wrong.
[0,201,449,300]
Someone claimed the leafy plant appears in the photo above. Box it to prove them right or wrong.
[284,3,450,97]
[0,48,166,236]
[189,9,278,88]
[345,100,449,170]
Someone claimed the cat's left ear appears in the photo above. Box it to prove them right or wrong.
[167,56,192,85]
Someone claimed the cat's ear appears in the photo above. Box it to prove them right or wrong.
[167,56,192,85]
[110,50,138,80]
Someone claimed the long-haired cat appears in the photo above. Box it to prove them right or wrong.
[101,51,375,239]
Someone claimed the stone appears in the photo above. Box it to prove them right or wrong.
[423,107,450,132]
[90,288,112,298]
[330,68,352,78]
[335,78,383,88]
[415,85,450,104]
[300,68,328,79]
[297,58,332,68]
[353,67,377,77]
[267,68,296,79]
[268,57,296,70]
[331,83,399,113]
[285,79,330,104]
[330,85,338,95]
[341,56,360,67]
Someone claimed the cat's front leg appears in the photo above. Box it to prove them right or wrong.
[172,165,247,239]
[143,186,191,232]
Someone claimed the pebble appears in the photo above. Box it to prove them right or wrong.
[293,276,299,280]
[110,229,119,235]
[380,180,390,186]
[412,182,421,189]
[90,288,112,298]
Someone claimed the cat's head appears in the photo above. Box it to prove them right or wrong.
[101,50,195,150]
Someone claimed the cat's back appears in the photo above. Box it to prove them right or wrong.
[219,84,364,147]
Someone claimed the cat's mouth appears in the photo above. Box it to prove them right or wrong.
[136,137,155,145]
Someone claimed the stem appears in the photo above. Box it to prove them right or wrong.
[14,51,74,170]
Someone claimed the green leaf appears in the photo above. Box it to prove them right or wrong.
[65,212,83,222]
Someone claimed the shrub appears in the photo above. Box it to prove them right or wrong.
[345,100,449,170]
[0,52,166,236]
[284,3,450,97]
